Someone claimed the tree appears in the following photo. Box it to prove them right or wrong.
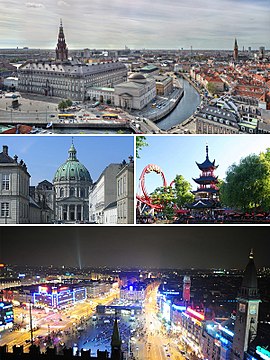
[220,150,270,212]
[151,186,175,219]
[58,100,67,111]
[173,174,194,207]
[58,99,73,111]
[206,82,219,95]
[150,174,194,219]
[136,136,148,158]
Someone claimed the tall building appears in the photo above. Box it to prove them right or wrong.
[18,22,127,100]
[189,145,219,211]
[116,157,134,224]
[231,249,261,360]
[53,142,92,223]
[55,19,68,62]
[183,275,191,303]
[0,145,30,224]
[234,38,239,62]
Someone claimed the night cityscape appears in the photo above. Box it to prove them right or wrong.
[1,1,270,360]
[0,227,270,360]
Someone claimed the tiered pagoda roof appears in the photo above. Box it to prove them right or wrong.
[195,145,218,171]
[188,145,220,210]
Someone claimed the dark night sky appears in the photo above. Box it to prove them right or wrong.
[0,227,269,269]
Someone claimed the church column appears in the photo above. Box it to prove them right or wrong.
[81,204,84,221]
[75,205,77,222]
[67,205,70,221]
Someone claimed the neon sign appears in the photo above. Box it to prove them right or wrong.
[256,346,270,360]
[219,325,234,337]
[187,307,205,321]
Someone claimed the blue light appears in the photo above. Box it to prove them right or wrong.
[172,304,186,311]
[219,325,234,337]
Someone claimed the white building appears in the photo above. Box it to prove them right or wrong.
[3,77,18,89]
[103,201,117,224]
[0,145,30,224]
[116,159,134,224]
[89,163,121,224]
[114,73,156,110]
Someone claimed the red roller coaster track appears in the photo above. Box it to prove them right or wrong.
[136,164,167,210]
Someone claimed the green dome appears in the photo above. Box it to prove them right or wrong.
[53,144,92,183]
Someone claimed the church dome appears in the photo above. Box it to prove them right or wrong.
[53,143,92,183]
[128,72,147,83]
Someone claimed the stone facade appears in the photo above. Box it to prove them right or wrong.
[89,164,121,224]
[0,146,30,224]
[114,73,156,110]
[18,61,127,101]
[116,160,134,224]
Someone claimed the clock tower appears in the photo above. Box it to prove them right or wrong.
[231,249,261,360]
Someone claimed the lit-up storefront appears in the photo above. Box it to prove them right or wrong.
[33,285,86,309]
[0,301,14,331]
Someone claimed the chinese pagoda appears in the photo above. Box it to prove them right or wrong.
[189,145,219,210]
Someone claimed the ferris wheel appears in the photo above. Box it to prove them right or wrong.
[136,164,167,211]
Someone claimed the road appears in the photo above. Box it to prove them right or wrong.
[0,289,119,352]
[134,283,185,360]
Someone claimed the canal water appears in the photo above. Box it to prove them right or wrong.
[157,77,201,131]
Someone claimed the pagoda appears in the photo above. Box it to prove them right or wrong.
[189,145,219,210]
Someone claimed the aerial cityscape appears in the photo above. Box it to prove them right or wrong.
[0,227,270,360]
[0,0,269,133]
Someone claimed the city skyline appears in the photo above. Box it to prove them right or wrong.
[136,135,270,194]
[0,0,269,50]
[1,227,270,269]
[0,136,134,186]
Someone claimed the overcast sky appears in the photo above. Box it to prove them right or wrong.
[0,0,269,49]
[1,227,269,269]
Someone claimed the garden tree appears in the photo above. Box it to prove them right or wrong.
[219,149,270,212]
[58,99,73,111]
[150,174,194,219]
[151,186,175,219]
[136,136,148,158]
[173,175,194,207]
[206,82,218,95]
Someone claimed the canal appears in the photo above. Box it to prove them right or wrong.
[157,77,201,131]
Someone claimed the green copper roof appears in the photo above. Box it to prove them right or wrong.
[53,144,92,183]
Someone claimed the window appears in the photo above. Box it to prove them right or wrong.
[70,187,75,196]
[60,188,64,197]
[2,174,10,190]
[1,203,9,217]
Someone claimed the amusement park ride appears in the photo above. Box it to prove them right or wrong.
[136,164,176,214]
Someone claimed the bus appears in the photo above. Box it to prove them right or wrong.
[102,113,118,119]
[58,114,76,121]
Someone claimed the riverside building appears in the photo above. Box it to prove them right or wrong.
[18,21,127,100]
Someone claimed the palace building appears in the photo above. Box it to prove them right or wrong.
[18,21,127,100]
